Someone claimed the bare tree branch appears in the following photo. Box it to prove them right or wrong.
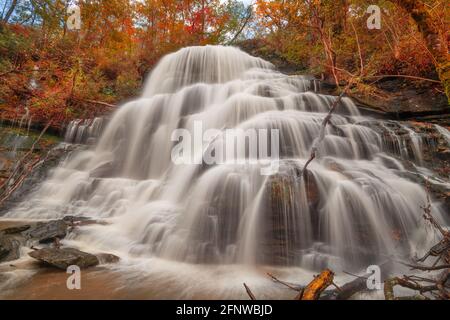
[297,80,354,177]
[243,283,256,300]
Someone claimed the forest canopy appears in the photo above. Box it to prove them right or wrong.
[0,0,448,130]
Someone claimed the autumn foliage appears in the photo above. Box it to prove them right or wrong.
[253,0,448,91]
[0,0,249,130]
[0,0,448,130]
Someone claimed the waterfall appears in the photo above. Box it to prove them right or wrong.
[5,45,448,274]
[64,117,106,145]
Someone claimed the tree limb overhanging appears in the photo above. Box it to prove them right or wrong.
[297,80,354,177]
[227,4,254,45]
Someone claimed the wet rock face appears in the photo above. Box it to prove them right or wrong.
[259,167,320,266]
[0,219,69,263]
[1,225,31,235]
[0,217,119,269]
[96,253,120,264]
[0,223,30,263]
[321,77,449,116]
[0,125,68,214]
[406,122,450,216]
[0,235,22,263]
[29,248,99,270]
[23,220,67,244]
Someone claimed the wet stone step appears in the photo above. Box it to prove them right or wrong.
[28,247,100,270]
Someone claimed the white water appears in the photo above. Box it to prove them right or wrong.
[435,124,450,146]
[3,46,449,298]
[64,117,106,144]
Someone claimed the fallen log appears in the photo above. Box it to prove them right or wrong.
[297,269,334,300]
[325,261,394,300]
[331,276,368,300]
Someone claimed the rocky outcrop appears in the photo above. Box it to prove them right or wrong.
[0,124,82,215]
[24,220,67,243]
[96,253,120,264]
[0,235,22,262]
[0,217,105,264]
[0,223,29,263]
[350,79,449,119]
[28,248,99,270]
[1,225,31,235]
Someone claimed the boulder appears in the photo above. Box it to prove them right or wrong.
[24,220,67,243]
[0,235,22,263]
[28,248,99,270]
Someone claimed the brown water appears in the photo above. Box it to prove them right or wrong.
[2,268,125,300]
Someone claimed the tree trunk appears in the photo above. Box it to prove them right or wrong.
[390,0,450,102]
[2,0,18,24]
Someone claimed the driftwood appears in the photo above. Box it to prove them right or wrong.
[267,272,301,291]
[383,272,449,300]
[332,276,367,300]
[421,183,449,239]
[384,277,429,300]
[297,269,334,300]
[243,283,256,300]
[266,266,386,300]
[401,262,450,271]
[325,260,394,300]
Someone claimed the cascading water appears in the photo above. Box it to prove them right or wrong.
[3,46,449,297]
[64,117,106,145]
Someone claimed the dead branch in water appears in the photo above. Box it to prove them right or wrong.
[384,277,430,300]
[384,270,450,300]
[0,120,52,206]
[243,283,256,300]
[421,183,449,239]
[400,262,450,271]
[266,273,301,291]
[385,181,450,300]
[297,269,334,300]
[297,81,354,177]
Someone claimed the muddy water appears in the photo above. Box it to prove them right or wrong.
[0,221,314,300]
[2,268,124,300]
